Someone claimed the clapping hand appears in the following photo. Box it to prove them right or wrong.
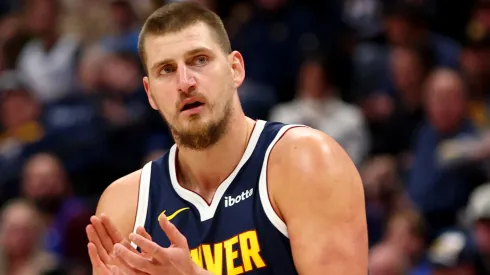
[111,214,212,275]
[86,214,152,275]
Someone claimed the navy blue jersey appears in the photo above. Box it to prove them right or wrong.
[132,120,303,275]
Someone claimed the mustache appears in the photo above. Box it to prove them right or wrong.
[176,92,207,109]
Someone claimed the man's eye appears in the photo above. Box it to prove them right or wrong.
[194,56,208,65]
[160,65,174,75]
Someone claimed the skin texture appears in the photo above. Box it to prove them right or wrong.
[87,21,368,275]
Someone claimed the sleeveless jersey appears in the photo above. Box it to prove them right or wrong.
[132,120,302,275]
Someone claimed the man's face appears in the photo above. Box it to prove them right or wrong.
[425,73,466,133]
[26,0,58,37]
[142,22,244,150]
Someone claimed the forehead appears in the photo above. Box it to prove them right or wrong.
[144,23,222,64]
[429,75,462,92]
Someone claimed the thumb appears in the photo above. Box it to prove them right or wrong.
[159,214,188,248]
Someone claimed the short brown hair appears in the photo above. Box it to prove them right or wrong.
[138,2,232,72]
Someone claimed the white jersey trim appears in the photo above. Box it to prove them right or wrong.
[258,124,304,238]
[168,120,266,222]
[131,161,152,249]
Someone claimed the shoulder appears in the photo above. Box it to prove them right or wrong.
[269,126,356,174]
[265,127,368,272]
[97,169,142,213]
[267,125,364,204]
[95,169,143,236]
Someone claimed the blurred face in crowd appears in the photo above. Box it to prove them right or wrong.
[26,0,59,37]
[110,1,135,31]
[102,54,141,94]
[298,61,328,100]
[386,214,424,259]
[0,90,41,131]
[461,46,490,96]
[22,153,68,214]
[143,22,245,150]
[0,201,41,258]
[369,245,407,275]
[384,16,412,45]
[424,70,466,134]
[472,5,490,30]
[0,14,21,41]
[475,219,490,255]
[390,47,424,105]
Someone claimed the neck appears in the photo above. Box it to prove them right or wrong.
[176,113,255,202]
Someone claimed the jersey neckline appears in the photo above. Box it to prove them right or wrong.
[168,120,266,221]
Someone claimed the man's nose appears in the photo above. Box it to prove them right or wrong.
[176,65,196,94]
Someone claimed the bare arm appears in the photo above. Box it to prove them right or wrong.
[94,170,141,231]
[89,170,141,274]
[269,128,368,274]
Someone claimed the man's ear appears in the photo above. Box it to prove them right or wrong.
[228,51,245,88]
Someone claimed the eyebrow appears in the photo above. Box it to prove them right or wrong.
[150,47,212,72]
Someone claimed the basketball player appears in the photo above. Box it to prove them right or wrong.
[86,2,368,274]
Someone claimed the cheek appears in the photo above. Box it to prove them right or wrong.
[149,82,175,113]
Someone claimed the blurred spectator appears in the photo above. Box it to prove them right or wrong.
[0,13,30,72]
[462,28,490,130]
[369,242,409,275]
[78,50,157,178]
[343,0,383,39]
[0,199,58,275]
[0,78,43,164]
[428,229,477,275]
[270,57,369,166]
[362,155,411,245]
[228,0,319,102]
[365,44,433,158]
[98,0,141,55]
[0,74,107,186]
[96,52,148,128]
[21,153,91,265]
[408,69,487,240]
[383,1,461,68]
[352,1,460,104]
[16,0,80,103]
[466,183,490,274]
[370,209,430,275]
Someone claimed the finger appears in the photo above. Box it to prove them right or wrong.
[136,226,152,241]
[101,213,124,243]
[114,243,152,273]
[159,214,188,248]
[86,225,111,264]
[91,215,115,254]
[101,214,140,254]
[88,243,110,274]
[135,227,153,259]
[129,233,165,261]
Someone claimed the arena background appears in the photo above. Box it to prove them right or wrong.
[0,0,490,274]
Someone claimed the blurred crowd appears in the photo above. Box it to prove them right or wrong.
[1,0,490,274]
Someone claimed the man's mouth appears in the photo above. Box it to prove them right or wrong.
[180,97,205,112]
[181,101,204,111]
